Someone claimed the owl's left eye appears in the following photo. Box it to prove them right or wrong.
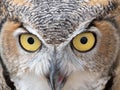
[71,32,96,52]
[19,33,42,52]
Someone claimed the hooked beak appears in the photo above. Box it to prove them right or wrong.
[49,60,55,90]
[47,46,57,90]
[48,64,67,90]
[49,63,67,90]
[46,46,67,90]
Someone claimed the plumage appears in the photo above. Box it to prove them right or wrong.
[0,0,120,90]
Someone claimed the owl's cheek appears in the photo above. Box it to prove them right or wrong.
[11,72,52,90]
[58,71,110,90]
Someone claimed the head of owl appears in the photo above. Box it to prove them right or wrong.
[0,0,120,90]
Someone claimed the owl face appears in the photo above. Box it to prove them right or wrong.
[0,0,120,90]
[1,19,119,90]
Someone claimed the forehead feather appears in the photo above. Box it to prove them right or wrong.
[2,0,117,44]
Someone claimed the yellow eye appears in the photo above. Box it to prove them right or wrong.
[72,32,96,52]
[19,33,41,52]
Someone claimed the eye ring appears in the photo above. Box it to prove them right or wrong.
[19,33,42,52]
[71,32,96,52]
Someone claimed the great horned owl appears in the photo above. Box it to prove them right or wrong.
[0,0,120,90]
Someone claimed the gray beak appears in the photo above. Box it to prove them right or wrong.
[48,46,66,90]
[49,46,57,90]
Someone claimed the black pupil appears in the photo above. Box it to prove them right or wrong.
[80,37,88,44]
[27,37,34,44]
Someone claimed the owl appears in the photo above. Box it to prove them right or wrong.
[0,0,120,90]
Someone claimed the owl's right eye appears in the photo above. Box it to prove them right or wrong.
[71,32,96,52]
[19,33,42,52]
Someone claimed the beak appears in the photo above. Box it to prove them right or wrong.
[49,60,55,90]
[47,46,67,90]
[48,46,57,90]
[49,63,66,90]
